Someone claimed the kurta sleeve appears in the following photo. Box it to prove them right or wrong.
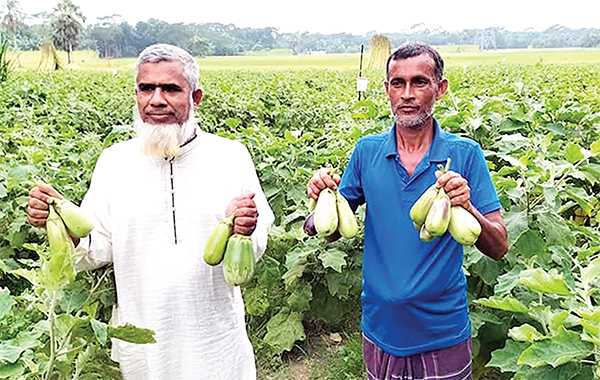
[74,151,114,271]
[240,145,274,260]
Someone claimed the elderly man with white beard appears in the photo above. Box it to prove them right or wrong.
[27,43,274,380]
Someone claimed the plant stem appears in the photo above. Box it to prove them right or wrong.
[44,290,58,380]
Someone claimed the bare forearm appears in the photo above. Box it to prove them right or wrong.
[469,206,508,260]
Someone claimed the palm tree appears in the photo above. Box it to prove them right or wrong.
[0,0,25,35]
[50,0,85,64]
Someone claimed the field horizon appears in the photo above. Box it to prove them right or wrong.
[7,46,600,72]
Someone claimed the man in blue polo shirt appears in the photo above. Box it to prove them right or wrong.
[307,42,508,380]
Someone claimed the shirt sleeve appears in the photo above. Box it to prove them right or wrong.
[339,140,365,210]
[74,151,114,271]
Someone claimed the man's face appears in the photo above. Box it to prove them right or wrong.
[135,60,201,125]
[384,54,448,130]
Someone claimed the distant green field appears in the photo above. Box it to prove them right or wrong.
[8,47,600,72]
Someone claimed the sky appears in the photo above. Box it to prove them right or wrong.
[18,0,600,35]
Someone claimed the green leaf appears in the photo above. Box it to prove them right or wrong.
[6,165,33,192]
[108,323,156,344]
[580,324,600,346]
[318,247,347,273]
[517,268,572,296]
[9,268,38,288]
[590,139,600,155]
[91,319,108,345]
[325,270,357,300]
[509,324,545,342]
[514,362,583,380]
[517,327,593,368]
[281,264,306,288]
[263,307,306,353]
[565,185,596,215]
[285,245,311,270]
[257,257,281,286]
[470,310,503,338]
[488,339,529,373]
[225,118,240,128]
[564,143,584,164]
[287,282,312,312]
[504,210,529,247]
[548,311,570,335]
[494,267,522,295]
[0,287,15,319]
[512,230,546,260]
[0,343,26,364]
[536,210,574,247]
[0,362,24,378]
[475,296,529,313]
[578,310,600,345]
[244,285,270,316]
[542,185,558,208]
[544,123,567,136]
[581,256,600,286]
[58,287,90,314]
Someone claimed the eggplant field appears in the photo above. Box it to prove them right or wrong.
[1,60,600,379]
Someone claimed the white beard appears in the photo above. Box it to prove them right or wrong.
[394,102,435,131]
[134,106,197,158]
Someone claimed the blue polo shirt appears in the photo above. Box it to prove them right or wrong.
[339,120,501,357]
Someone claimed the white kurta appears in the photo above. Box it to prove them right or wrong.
[75,127,274,380]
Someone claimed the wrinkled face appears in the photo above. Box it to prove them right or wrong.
[385,54,447,130]
[135,60,201,126]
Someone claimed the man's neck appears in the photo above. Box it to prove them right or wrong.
[396,120,434,154]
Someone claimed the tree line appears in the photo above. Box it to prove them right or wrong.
[2,0,600,60]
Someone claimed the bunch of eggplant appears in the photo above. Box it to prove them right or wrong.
[410,159,481,245]
[304,188,358,239]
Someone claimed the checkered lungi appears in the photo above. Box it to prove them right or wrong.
[363,335,472,380]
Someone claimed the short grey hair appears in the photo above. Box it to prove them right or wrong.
[135,44,200,92]
[386,41,444,82]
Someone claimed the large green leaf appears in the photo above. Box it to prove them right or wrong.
[108,323,156,344]
[0,287,15,319]
[263,307,306,353]
[287,282,312,312]
[0,362,24,378]
[580,256,600,286]
[244,285,270,317]
[0,343,26,364]
[90,318,108,345]
[470,310,503,338]
[517,268,572,296]
[318,247,347,273]
[565,185,596,215]
[503,210,529,247]
[564,143,585,164]
[325,269,358,300]
[281,263,306,288]
[509,324,544,343]
[517,327,593,368]
[535,210,574,247]
[512,229,546,260]
[514,362,583,380]
[475,296,529,313]
[488,339,529,373]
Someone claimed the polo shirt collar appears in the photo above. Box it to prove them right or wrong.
[384,119,449,165]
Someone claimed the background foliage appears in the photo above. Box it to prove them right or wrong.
[1,61,600,379]
[1,0,599,58]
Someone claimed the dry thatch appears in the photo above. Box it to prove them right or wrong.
[367,35,391,70]
[38,41,63,72]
